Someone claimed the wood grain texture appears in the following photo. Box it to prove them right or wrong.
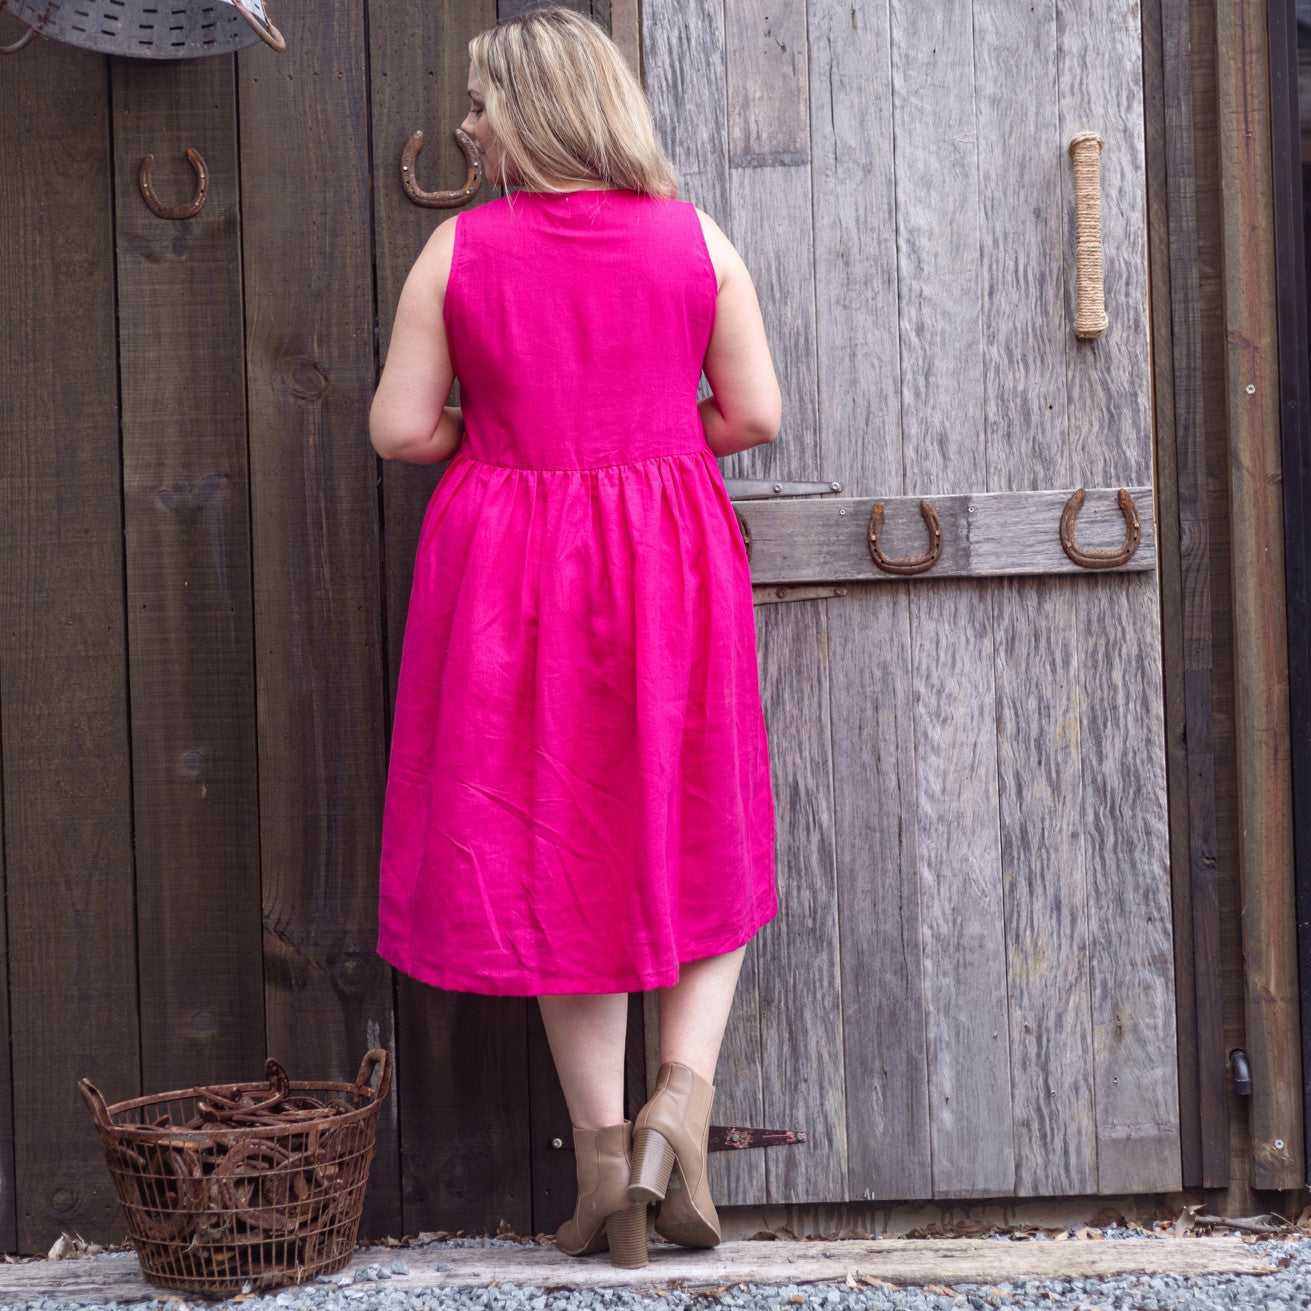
[724,0,809,167]
[1214,0,1303,1189]
[1059,0,1181,1194]
[735,486,1157,583]
[753,599,847,1204]
[809,0,930,1199]
[891,0,1013,1199]
[0,39,140,1249]
[367,0,530,1239]
[237,0,398,1236]
[111,59,267,1097]
[973,0,1095,1197]
[1146,0,1229,1187]
[642,0,730,218]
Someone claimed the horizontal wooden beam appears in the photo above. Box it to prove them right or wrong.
[734,485,1156,584]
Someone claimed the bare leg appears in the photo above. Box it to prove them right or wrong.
[655,944,748,1082]
[537,993,629,1129]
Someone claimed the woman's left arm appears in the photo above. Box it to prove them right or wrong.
[370,215,464,464]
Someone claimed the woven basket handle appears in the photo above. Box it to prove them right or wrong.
[78,1078,111,1129]
[1068,130,1109,339]
[355,1049,393,1104]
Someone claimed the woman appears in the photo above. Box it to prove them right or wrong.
[370,7,782,1270]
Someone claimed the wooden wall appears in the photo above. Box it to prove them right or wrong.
[0,0,1301,1257]
[0,0,640,1256]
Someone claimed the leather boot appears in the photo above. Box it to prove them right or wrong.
[554,1120,649,1268]
[628,1061,720,1248]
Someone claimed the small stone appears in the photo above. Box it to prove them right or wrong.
[391,1257,410,1275]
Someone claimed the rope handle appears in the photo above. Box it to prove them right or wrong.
[1068,131,1109,339]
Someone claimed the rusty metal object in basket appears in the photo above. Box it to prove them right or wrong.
[77,1048,391,1295]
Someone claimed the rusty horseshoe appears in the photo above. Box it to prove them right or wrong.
[1059,486,1141,569]
[402,128,484,208]
[138,147,209,220]
[868,498,942,576]
[734,508,752,560]
[230,0,286,52]
[0,5,37,55]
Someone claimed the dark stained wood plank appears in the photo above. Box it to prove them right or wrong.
[1266,0,1311,1192]
[367,0,530,1240]
[890,0,1013,1199]
[1214,0,1303,1190]
[1147,0,1229,1187]
[0,39,140,1250]
[236,0,398,1236]
[397,995,532,1234]
[807,0,929,1201]
[1139,0,1198,1189]
[607,0,639,75]
[110,58,266,1096]
[1058,0,1181,1195]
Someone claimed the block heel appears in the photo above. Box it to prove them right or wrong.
[605,1200,650,1268]
[628,1126,676,1203]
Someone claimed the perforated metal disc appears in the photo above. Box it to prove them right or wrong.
[4,1,262,58]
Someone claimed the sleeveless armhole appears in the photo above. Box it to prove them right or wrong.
[441,210,467,381]
[686,202,720,330]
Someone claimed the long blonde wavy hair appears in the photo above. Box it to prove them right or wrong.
[468,7,679,198]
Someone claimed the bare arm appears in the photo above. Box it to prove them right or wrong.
[370,216,464,464]
[695,208,782,457]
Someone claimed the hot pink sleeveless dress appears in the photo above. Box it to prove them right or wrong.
[376,188,778,995]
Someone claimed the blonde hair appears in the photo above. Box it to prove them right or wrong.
[469,7,679,198]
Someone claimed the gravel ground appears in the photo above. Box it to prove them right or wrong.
[1,1228,1308,1311]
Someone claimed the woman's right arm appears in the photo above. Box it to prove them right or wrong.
[695,208,783,457]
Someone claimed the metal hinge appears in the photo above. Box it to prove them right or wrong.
[722,478,843,500]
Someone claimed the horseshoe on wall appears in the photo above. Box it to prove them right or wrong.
[230,0,286,52]
[868,499,942,576]
[0,1,38,53]
[1059,486,1141,569]
[139,148,209,220]
[402,128,484,208]
[734,508,752,560]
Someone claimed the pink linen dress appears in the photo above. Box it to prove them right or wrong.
[376,187,778,995]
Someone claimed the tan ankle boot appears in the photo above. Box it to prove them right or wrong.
[628,1061,720,1248]
[554,1120,649,1268]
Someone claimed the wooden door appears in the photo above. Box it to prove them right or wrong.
[641,0,1181,1201]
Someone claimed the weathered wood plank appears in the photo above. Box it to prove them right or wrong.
[1214,0,1303,1189]
[724,0,809,167]
[735,486,1156,583]
[973,0,1095,1197]
[891,0,1013,1198]
[1058,0,1181,1194]
[807,0,929,1200]
[5,1236,1277,1302]
[642,0,729,219]
[753,600,845,1204]
[111,58,266,1097]
[236,0,398,1236]
[726,147,837,1204]
[0,39,140,1249]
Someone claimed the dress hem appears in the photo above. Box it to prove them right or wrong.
[375,900,778,998]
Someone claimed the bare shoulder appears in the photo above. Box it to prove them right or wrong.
[414,214,461,291]
[693,205,746,293]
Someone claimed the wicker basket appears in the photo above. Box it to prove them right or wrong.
[78,1049,391,1296]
